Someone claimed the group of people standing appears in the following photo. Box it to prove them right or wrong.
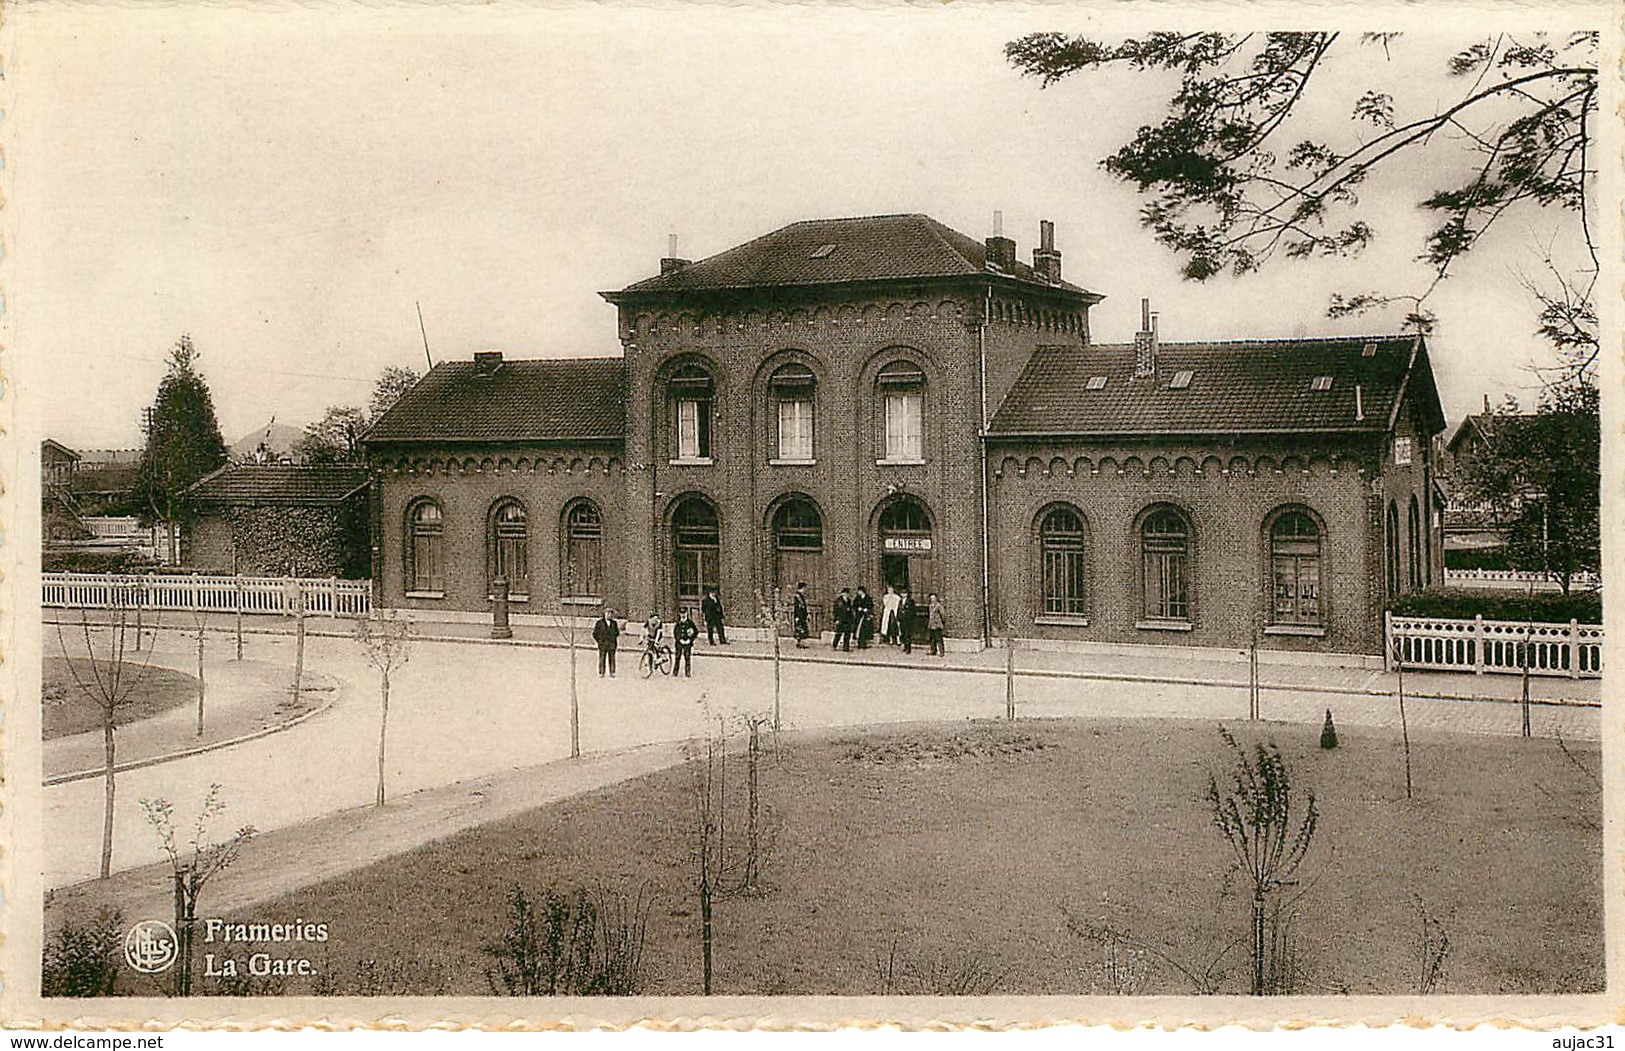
[590,586,728,678]
[818,583,946,657]
[591,583,946,678]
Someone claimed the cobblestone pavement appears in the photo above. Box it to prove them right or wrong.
[39,617,1602,888]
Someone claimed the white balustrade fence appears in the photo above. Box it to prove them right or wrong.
[79,516,147,540]
[1443,568,1601,592]
[43,572,372,618]
[1387,611,1602,679]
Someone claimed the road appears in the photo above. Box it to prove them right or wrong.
[41,627,1600,888]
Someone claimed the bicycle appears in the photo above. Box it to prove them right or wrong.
[639,642,674,678]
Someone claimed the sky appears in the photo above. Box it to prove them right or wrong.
[8,4,1605,450]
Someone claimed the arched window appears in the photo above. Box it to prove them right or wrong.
[1269,510,1322,626]
[772,498,825,613]
[1408,495,1423,590]
[672,496,720,611]
[406,499,444,595]
[769,363,816,462]
[488,499,528,597]
[1038,505,1087,617]
[1386,501,1401,597]
[1141,506,1190,622]
[669,365,714,462]
[562,500,602,598]
[877,360,925,463]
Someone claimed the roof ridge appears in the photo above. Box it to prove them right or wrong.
[439,355,625,366]
[1088,334,1414,349]
[785,212,927,226]
[916,215,980,273]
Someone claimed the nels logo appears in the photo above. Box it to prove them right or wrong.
[124,920,179,974]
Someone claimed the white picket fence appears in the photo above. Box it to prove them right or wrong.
[1443,568,1601,592]
[42,572,373,618]
[1386,611,1602,679]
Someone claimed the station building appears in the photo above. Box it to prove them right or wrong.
[363,213,1446,656]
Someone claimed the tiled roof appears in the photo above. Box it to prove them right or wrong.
[363,356,626,443]
[989,335,1444,437]
[188,464,370,506]
[606,214,1099,299]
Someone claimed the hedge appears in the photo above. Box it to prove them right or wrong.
[1388,587,1601,624]
[1444,547,1517,571]
[42,547,162,574]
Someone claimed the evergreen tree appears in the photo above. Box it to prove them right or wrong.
[134,335,228,562]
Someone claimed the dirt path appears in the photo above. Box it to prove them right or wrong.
[46,740,690,932]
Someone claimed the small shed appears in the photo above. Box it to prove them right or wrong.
[186,464,371,578]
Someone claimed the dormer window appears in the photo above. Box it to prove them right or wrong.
[1086,375,1109,391]
[1311,375,1334,391]
[1168,370,1194,390]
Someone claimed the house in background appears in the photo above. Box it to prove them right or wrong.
[41,440,86,543]
[72,448,143,516]
[1439,402,1536,567]
[364,212,1448,657]
[185,463,371,578]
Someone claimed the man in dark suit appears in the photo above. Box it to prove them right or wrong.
[593,608,620,677]
[674,608,699,677]
[831,588,853,652]
[701,587,728,644]
[897,591,917,654]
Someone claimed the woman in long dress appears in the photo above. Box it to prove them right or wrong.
[879,585,901,644]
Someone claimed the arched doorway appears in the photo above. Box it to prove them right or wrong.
[771,497,825,634]
[671,495,720,615]
[878,496,933,640]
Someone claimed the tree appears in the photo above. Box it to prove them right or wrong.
[1005,32,1598,340]
[293,405,367,464]
[353,610,417,806]
[368,366,421,422]
[1459,380,1598,592]
[549,566,585,759]
[55,596,159,878]
[1206,726,1318,995]
[133,334,228,563]
[685,704,781,993]
[139,784,257,996]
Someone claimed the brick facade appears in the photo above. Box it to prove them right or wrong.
[363,214,1446,656]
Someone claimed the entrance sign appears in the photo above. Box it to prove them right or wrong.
[883,536,932,553]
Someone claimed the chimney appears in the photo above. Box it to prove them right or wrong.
[1032,219,1062,283]
[985,210,1017,271]
[473,350,504,376]
[660,232,691,276]
[1483,393,1491,414]
[1132,297,1158,378]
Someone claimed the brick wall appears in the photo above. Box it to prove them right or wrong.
[988,441,1386,653]
[618,289,1012,634]
[370,446,628,616]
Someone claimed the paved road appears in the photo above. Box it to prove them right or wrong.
[40,626,1601,888]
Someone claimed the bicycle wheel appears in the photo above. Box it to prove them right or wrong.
[639,650,655,679]
[658,646,674,676]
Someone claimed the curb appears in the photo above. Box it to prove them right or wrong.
[43,672,346,787]
[59,618,1601,712]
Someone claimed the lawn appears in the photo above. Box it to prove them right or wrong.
[231,717,1601,997]
[42,657,200,741]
